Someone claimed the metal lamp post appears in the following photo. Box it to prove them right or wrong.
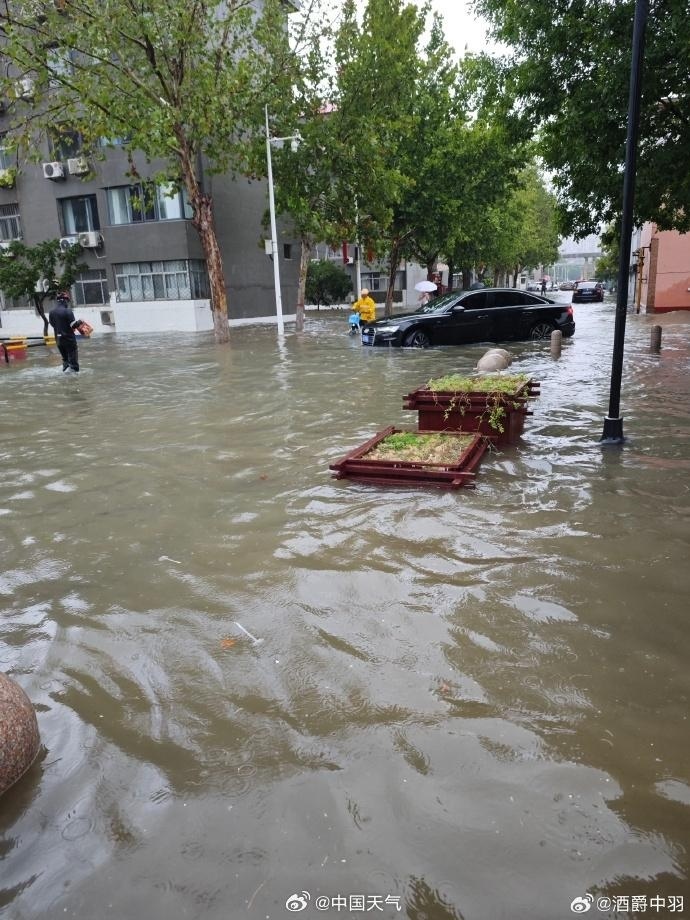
[265,106,301,336]
[601,0,649,443]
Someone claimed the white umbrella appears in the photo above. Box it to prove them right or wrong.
[414,280,437,293]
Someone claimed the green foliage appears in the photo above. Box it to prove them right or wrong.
[305,259,352,307]
[0,239,85,301]
[595,226,621,283]
[447,160,560,279]
[0,167,17,189]
[473,0,690,235]
[367,431,474,463]
[0,239,87,334]
[426,373,529,394]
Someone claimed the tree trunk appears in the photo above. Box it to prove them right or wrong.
[178,132,229,344]
[33,294,48,336]
[194,195,229,344]
[386,247,401,318]
[447,259,455,292]
[295,237,311,333]
[462,268,471,290]
[513,264,520,288]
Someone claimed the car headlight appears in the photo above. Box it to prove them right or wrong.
[377,325,400,333]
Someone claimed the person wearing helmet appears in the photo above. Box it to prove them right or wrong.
[48,290,80,373]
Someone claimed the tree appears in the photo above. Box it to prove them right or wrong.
[595,226,621,286]
[305,259,351,308]
[0,240,86,335]
[0,0,298,344]
[473,0,690,235]
[446,162,560,288]
[327,0,426,316]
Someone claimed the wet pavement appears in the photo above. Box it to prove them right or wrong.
[1,298,689,919]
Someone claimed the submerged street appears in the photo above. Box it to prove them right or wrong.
[1,302,689,919]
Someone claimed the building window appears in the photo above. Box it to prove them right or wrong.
[73,269,109,306]
[283,244,292,260]
[0,204,21,241]
[47,48,74,85]
[50,126,82,161]
[106,183,193,225]
[97,136,130,148]
[0,136,15,171]
[59,195,100,234]
[113,259,209,302]
[361,271,405,292]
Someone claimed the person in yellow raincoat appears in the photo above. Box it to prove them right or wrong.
[353,288,376,325]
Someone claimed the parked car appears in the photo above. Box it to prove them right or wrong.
[559,280,575,291]
[525,280,542,292]
[573,281,604,303]
[360,288,575,348]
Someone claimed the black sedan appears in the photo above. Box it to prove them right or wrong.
[572,281,604,303]
[360,288,575,348]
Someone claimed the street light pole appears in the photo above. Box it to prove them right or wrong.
[265,105,285,335]
[601,0,649,443]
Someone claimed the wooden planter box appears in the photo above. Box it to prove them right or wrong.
[1,341,28,364]
[403,378,540,445]
[330,426,488,490]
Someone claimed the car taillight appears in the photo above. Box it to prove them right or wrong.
[565,306,573,316]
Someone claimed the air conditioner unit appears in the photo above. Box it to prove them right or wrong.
[59,235,80,252]
[43,161,65,180]
[67,156,89,176]
[78,230,102,248]
[100,310,115,326]
[0,241,15,257]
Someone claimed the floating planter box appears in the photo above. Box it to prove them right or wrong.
[330,427,488,489]
[1,340,28,363]
[403,374,540,445]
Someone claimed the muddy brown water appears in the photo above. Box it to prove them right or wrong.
[1,300,689,919]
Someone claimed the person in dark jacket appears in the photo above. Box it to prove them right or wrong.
[48,291,80,373]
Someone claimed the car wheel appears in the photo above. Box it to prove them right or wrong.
[529,321,555,340]
[404,329,431,348]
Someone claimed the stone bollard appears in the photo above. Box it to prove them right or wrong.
[651,325,662,352]
[475,349,511,372]
[550,329,562,359]
[0,673,40,797]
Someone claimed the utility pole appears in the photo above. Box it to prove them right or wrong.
[601,0,649,444]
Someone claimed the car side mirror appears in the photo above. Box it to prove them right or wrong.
[452,305,465,313]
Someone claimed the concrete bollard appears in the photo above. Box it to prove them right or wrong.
[0,673,40,797]
[485,347,511,361]
[651,325,662,352]
[550,329,562,359]
[476,349,511,372]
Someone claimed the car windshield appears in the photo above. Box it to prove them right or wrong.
[578,283,597,289]
[412,293,460,315]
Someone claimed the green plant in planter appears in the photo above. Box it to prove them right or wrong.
[424,373,530,433]
[366,431,475,464]
[426,372,529,394]
[0,167,17,189]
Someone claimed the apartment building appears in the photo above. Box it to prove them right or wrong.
[0,3,301,338]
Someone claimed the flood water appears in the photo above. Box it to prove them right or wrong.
[1,299,689,920]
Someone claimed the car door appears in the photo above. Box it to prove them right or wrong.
[494,291,552,340]
[488,290,533,341]
[447,291,493,343]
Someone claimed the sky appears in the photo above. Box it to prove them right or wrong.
[420,0,494,56]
